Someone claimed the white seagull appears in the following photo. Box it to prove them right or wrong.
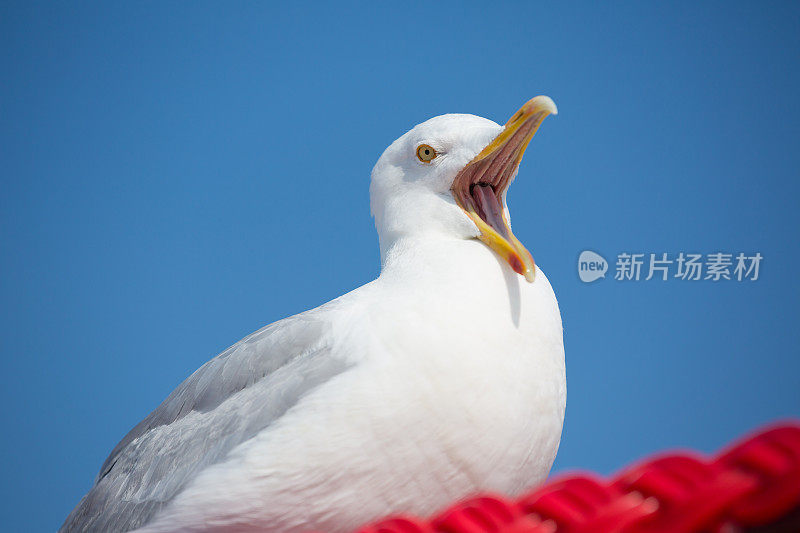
[61,97,566,533]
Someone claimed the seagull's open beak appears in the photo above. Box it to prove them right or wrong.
[451,96,557,282]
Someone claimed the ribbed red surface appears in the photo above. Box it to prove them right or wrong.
[355,422,800,533]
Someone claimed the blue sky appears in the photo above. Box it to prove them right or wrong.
[2,2,799,530]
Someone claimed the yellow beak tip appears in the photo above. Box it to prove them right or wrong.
[527,95,558,116]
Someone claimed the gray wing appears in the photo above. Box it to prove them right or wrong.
[60,310,352,533]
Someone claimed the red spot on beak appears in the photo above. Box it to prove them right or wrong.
[509,255,524,275]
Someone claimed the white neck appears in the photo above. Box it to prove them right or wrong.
[371,186,479,267]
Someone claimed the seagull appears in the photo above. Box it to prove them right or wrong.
[61,96,566,533]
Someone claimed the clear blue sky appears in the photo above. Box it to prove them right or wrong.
[2,2,799,530]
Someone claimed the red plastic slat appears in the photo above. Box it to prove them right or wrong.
[352,422,800,533]
[518,474,656,532]
[717,424,800,526]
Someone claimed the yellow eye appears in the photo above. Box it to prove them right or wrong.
[416,144,437,163]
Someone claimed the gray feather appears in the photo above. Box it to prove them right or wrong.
[60,311,351,533]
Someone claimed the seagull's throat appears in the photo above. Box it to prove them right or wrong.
[450,96,558,283]
[461,184,533,281]
[471,184,510,242]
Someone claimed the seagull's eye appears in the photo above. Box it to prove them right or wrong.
[416,144,437,163]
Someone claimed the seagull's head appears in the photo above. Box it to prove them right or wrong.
[370,96,557,282]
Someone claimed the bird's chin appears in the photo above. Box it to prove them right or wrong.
[451,96,557,282]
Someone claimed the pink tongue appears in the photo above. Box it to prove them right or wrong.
[471,184,510,240]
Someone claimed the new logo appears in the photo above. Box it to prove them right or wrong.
[578,250,608,283]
